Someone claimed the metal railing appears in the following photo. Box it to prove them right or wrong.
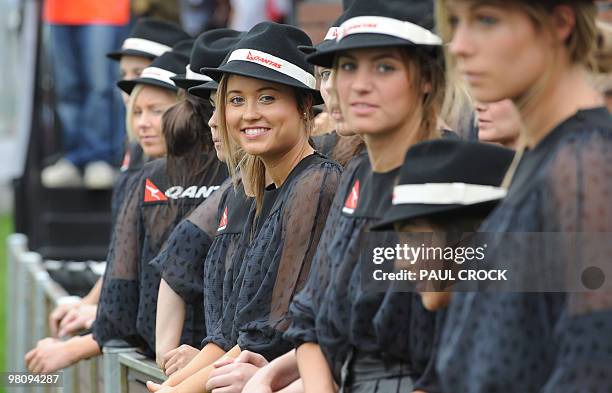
[6,234,167,393]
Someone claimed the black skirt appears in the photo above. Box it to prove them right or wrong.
[340,350,414,393]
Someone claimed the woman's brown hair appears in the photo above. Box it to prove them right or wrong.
[162,92,221,189]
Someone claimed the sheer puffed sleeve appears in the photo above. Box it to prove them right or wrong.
[234,159,342,360]
[285,153,364,347]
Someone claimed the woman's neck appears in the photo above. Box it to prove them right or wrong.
[519,64,603,148]
[262,137,314,188]
[365,111,425,173]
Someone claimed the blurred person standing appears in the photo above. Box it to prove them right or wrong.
[41,0,130,189]
[228,0,292,31]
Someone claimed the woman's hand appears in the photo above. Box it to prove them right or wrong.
[161,345,200,376]
[24,338,76,373]
[58,304,97,336]
[146,381,176,393]
[205,351,269,393]
[48,301,81,337]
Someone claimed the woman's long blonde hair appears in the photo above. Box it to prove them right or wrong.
[215,74,315,213]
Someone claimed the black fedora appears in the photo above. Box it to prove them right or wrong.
[172,28,243,90]
[307,0,442,67]
[117,39,192,94]
[201,22,322,103]
[372,139,515,230]
[107,18,191,61]
[188,80,220,98]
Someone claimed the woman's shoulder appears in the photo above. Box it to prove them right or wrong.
[285,152,343,186]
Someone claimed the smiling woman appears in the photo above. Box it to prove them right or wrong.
[148,22,342,393]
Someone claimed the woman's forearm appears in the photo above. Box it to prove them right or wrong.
[266,350,301,390]
[66,334,102,362]
[82,278,103,305]
[156,279,186,364]
[296,343,335,393]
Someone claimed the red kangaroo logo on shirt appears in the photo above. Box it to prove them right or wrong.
[144,179,168,202]
[342,180,360,214]
[246,51,282,69]
[120,150,131,172]
[217,206,228,232]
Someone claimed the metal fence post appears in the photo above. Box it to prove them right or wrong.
[103,344,138,393]
[6,233,28,373]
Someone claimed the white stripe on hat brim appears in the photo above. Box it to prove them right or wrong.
[227,48,316,89]
[393,183,506,206]
[186,65,213,82]
[139,67,177,87]
[338,16,442,46]
[122,38,172,57]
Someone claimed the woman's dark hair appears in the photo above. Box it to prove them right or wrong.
[162,92,221,191]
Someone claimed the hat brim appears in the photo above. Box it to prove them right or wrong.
[306,33,441,68]
[371,200,501,231]
[107,49,157,61]
[171,74,211,90]
[117,77,179,95]
[202,61,324,105]
[188,81,219,98]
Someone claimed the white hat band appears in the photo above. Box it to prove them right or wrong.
[185,65,213,82]
[122,38,172,57]
[227,48,316,89]
[393,183,507,205]
[338,16,442,46]
[140,67,177,87]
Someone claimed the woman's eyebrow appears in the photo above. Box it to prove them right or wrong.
[371,54,399,61]
[257,86,280,93]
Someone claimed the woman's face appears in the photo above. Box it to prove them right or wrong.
[119,55,152,105]
[475,99,521,148]
[132,85,175,158]
[208,91,225,162]
[335,47,418,137]
[317,66,333,110]
[446,2,551,103]
[224,75,307,160]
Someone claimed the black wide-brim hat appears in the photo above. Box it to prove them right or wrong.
[117,39,192,94]
[188,81,219,98]
[372,139,515,230]
[306,0,442,68]
[172,28,244,90]
[107,18,191,61]
[202,22,323,104]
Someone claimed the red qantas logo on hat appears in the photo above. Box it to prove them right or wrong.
[342,180,360,214]
[144,179,168,202]
[246,51,282,69]
[343,22,378,35]
[217,206,228,232]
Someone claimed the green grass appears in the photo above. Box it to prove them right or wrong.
[0,214,13,393]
